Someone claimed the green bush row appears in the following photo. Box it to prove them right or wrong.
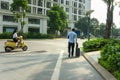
[0,32,57,39]
[0,32,12,39]
[83,38,109,52]
[99,43,120,80]
[23,32,57,39]
[83,38,120,52]
[82,38,120,79]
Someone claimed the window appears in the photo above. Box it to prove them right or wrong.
[1,1,9,10]
[66,1,69,5]
[61,0,64,4]
[83,0,85,3]
[28,0,31,4]
[38,8,42,14]
[38,0,43,6]
[33,0,36,5]
[74,8,77,14]
[28,18,40,24]
[3,27,17,33]
[78,10,81,15]
[79,0,82,2]
[79,3,82,8]
[66,8,69,12]
[74,2,77,7]
[74,15,77,20]
[33,7,36,13]
[46,10,49,15]
[47,2,51,8]
[28,27,39,33]
[3,15,16,22]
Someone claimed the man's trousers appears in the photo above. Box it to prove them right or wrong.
[68,42,75,57]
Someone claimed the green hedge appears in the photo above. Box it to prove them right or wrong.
[25,32,56,39]
[99,43,120,80]
[0,32,57,39]
[83,38,120,79]
[83,38,120,52]
[83,38,109,52]
[0,32,12,39]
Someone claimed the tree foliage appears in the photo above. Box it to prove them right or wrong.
[47,5,67,35]
[75,17,89,37]
[75,17,99,38]
[10,0,29,34]
[91,18,99,36]
[98,23,106,37]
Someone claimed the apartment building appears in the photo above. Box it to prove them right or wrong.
[0,0,91,34]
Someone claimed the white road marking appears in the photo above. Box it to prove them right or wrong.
[51,50,64,80]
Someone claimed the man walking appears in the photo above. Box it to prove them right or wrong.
[67,28,77,57]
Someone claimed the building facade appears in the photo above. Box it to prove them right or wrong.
[0,0,91,34]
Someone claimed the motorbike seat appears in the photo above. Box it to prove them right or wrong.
[7,40,16,42]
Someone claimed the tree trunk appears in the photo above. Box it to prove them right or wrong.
[104,2,113,39]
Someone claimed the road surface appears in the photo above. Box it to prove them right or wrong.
[0,39,104,80]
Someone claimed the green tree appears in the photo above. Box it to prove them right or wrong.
[10,0,29,34]
[85,10,94,40]
[75,16,89,37]
[47,5,67,35]
[111,23,120,38]
[102,0,115,39]
[75,17,97,38]
[91,18,99,36]
[98,23,106,38]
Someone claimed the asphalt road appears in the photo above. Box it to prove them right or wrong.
[0,39,104,80]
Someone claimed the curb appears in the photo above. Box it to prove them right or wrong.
[82,52,117,80]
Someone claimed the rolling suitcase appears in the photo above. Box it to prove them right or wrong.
[76,42,80,57]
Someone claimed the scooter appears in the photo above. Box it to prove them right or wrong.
[4,36,28,52]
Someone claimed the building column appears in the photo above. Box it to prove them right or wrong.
[43,19,47,34]
[23,18,28,33]
[18,19,21,31]
[40,18,47,34]
[0,15,3,33]
[68,0,73,29]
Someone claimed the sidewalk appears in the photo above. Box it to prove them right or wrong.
[82,51,117,80]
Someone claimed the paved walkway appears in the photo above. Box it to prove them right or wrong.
[83,51,117,80]
[0,50,104,80]
[0,39,117,80]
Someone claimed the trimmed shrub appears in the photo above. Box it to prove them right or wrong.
[83,38,120,52]
[100,43,120,60]
[0,32,57,39]
[83,38,108,52]
[99,43,120,80]
[82,38,120,79]
[26,32,56,39]
[0,32,12,39]
[114,71,120,80]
